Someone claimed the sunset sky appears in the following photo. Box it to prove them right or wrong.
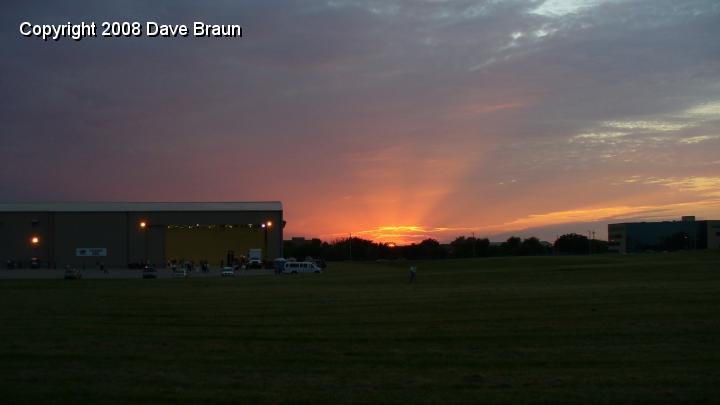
[1,0,719,244]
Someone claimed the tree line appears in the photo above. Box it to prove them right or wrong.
[284,233,609,261]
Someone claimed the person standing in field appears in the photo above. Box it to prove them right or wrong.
[409,265,417,284]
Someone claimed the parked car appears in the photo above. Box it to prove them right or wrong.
[282,261,322,274]
[142,266,158,279]
[221,267,235,277]
[173,268,187,278]
[64,267,82,280]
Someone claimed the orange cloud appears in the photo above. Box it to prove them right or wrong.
[495,198,720,232]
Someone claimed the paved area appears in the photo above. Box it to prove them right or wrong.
[0,268,275,280]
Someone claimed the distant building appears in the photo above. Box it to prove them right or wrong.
[608,216,720,253]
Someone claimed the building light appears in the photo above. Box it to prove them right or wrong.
[139,221,147,229]
[31,236,40,245]
[261,223,266,228]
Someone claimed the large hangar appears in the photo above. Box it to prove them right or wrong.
[0,202,283,268]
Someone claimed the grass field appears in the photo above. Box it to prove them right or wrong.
[1,252,719,404]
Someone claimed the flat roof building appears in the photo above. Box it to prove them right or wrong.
[608,216,720,253]
[0,202,283,268]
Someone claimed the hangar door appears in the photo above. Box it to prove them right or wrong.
[165,225,264,265]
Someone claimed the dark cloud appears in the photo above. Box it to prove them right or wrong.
[1,0,719,241]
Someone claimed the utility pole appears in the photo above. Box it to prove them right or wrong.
[349,233,352,260]
[472,232,477,257]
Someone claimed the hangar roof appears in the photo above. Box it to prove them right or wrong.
[0,202,282,212]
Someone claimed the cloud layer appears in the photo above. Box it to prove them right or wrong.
[1,0,719,243]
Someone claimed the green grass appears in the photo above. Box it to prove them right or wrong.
[1,251,720,404]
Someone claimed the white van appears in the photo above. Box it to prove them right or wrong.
[282,261,322,274]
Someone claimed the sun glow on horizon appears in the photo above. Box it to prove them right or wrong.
[313,195,720,245]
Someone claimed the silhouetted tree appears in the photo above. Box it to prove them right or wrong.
[284,233,569,261]
[519,237,549,255]
[450,236,471,257]
[451,236,492,257]
[501,236,522,255]
[554,233,586,254]
[590,239,609,254]
[401,238,446,259]
[475,238,491,257]
[450,236,469,257]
